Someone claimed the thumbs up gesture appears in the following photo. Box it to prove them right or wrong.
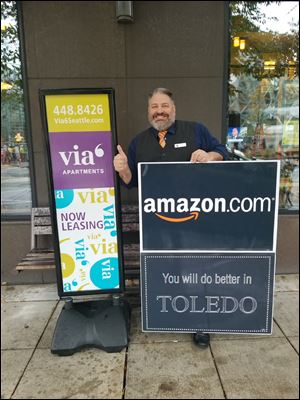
[114,145,129,173]
[113,145,132,184]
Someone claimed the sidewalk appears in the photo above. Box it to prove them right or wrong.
[1,274,299,399]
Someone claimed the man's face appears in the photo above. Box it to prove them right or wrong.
[148,93,176,131]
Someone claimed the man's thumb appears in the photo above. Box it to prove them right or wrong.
[117,144,125,155]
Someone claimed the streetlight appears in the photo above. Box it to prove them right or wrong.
[232,37,246,51]
[239,38,246,51]
[233,37,240,47]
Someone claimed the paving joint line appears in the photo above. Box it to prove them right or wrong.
[273,317,299,355]
[209,344,227,399]
[10,299,60,398]
[122,345,129,399]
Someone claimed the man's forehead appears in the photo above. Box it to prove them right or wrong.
[149,93,173,105]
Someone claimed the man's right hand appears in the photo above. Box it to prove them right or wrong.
[114,145,128,172]
[113,145,132,184]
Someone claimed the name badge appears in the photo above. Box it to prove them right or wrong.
[174,143,187,148]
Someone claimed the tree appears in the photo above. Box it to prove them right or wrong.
[229,1,299,80]
[1,1,25,144]
[1,1,23,102]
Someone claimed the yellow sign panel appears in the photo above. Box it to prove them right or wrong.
[45,94,111,132]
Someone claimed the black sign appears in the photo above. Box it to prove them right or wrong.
[138,161,279,334]
[139,162,279,251]
[141,253,274,333]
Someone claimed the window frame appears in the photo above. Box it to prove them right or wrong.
[1,1,36,221]
[224,1,299,216]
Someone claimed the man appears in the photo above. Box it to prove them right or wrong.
[114,87,228,348]
[231,127,239,140]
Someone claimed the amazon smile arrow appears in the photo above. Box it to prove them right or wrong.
[155,211,199,222]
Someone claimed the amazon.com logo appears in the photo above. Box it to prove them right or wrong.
[143,196,274,222]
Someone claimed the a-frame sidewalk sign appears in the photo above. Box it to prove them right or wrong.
[40,88,130,355]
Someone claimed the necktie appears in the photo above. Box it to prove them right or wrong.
[158,131,167,148]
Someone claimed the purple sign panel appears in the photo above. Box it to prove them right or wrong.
[49,131,114,189]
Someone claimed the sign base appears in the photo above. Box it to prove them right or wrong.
[51,298,131,356]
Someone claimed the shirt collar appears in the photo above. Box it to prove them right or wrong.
[150,122,176,136]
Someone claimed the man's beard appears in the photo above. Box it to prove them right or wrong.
[149,113,175,131]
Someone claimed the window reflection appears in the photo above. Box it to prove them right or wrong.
[228,1,299,210]
[1,1,32,216]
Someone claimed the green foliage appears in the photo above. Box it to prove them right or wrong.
[1,1,23,102]
[229,1,299,80]
[230,1,280,33]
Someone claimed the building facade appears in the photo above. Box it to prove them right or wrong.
[1,1,299,283]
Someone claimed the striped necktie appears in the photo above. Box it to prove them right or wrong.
[158,131,167,148]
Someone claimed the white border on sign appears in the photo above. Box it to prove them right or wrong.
[137,160,280,254]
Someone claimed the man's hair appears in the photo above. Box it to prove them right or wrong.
[148,88,174,103]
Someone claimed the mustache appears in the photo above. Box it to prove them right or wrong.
[153,112,169,119]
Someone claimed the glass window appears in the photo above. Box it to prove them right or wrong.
[228,1,299,211]
[1,1,32,216]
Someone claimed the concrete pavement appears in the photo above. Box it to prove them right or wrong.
[1,274,299,399]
